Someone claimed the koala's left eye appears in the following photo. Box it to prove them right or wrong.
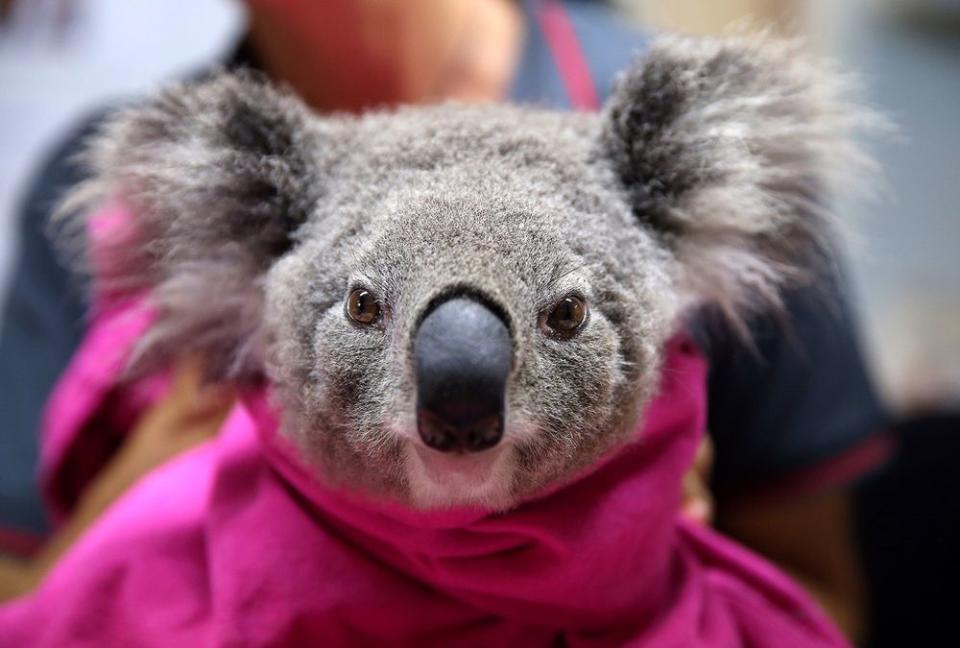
[346,288,381,325]
[543,295,588,339]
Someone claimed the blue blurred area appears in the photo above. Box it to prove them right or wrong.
[832,0,960,411]
[0,0,242,308]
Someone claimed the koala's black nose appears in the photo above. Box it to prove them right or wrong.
[414,296,512,453]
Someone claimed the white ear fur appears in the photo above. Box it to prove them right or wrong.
[59,71,322,380]
[600,32,884,334]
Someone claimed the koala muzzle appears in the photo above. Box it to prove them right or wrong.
[414,296,512,453]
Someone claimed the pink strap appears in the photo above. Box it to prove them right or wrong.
[536,0,601,111]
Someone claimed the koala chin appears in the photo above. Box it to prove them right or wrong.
[68,33,879,513]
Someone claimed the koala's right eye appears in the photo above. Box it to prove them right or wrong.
[346,288,381,325]
[542,294,588,339]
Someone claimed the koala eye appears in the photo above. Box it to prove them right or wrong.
[543,295,588,339]
[346,288,381,325]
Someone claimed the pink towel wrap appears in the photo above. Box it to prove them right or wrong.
[0,209,849,647]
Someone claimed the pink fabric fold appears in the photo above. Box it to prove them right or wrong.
[0,207,849,647]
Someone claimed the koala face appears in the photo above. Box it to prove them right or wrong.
[263,106,675,508]
[78,34,873,510]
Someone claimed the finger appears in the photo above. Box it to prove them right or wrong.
[681,473,714,525]
[693,434,714,477]
[167,356,236,420]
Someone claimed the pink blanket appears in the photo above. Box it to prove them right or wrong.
[0,229,848,647]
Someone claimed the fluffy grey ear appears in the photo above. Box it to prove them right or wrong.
[599,33,879,330]
[65,71,323,380]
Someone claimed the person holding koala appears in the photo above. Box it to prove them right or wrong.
[0,0,888,644]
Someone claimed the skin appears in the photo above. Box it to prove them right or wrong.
[1,4,870,640]
[245,0,523,110]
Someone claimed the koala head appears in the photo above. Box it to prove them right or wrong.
[72,34,872,510]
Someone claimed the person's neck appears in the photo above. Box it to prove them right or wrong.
[246,0,523,113]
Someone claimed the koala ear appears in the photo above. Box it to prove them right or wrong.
[599,33,879,331]
[66,71,324,380]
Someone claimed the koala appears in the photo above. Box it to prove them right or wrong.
[68,33,873,512]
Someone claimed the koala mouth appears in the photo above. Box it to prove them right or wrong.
[407,442,514,508]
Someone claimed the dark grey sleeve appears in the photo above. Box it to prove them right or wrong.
[696,269,890,490]
[0,110,108,534]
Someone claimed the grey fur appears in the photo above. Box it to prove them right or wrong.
[600,33,881,329]
[63,34,878,510]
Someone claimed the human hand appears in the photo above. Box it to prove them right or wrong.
[108,357,234,485]
[680,436,714,525]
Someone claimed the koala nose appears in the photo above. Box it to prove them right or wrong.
[414,296,512,453]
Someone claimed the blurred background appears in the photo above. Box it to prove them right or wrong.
[2,0,957,414]
[0,0,957,645]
